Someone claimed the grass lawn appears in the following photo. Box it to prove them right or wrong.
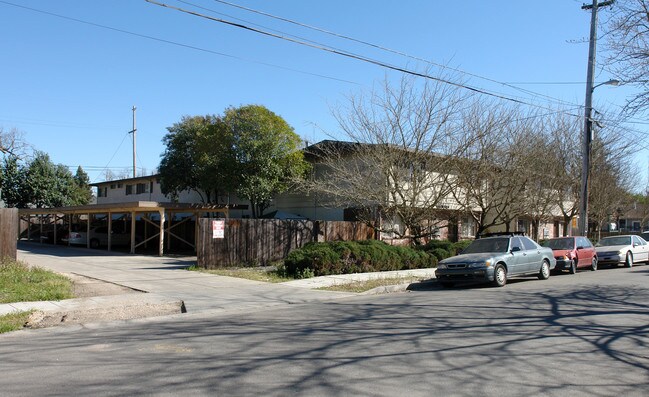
[0,260,74,304]
[188,266,294,283]
[318,277,425,293]
[0,311,33,334]
[0,259,74,334]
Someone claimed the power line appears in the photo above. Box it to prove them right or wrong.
[207,0,583,109]
[147,0,571,109]
[0,0,359,86]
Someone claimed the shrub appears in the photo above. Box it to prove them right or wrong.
[419,239,473,259]
[284,240,435,278]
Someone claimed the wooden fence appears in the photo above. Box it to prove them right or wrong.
[0,208,18,260]
[197,218,376,268]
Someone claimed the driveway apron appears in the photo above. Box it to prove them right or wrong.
[16,243,354,314]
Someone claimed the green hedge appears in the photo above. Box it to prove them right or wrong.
[284,240,436,278]
[418,239,472,260]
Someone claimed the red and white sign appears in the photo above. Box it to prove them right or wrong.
[212,220,225,239]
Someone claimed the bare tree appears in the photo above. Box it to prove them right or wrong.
[0,127,30,159]
[302,71,471,244]
[602,0,649,114]
[452,101,536,237]
[588,124,637,238]
[542,112,583,236]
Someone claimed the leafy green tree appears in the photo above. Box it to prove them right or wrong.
[0,156,26,207]
[158,115,220,203]
[72,166,93,205]
[220,105,309,218]
[159,105,309,217]
[20,152,90,208]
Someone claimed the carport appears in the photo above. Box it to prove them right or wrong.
[19,201,238,256]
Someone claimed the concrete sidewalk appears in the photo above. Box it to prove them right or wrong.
[2,243,435,323]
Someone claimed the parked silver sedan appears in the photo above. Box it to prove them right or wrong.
[595,235,649,268]
[436,235,556,287]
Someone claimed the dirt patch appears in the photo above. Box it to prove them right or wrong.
[22,274,184,329]
[66,273,141,298]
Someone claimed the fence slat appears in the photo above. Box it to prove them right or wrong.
[0,209,18,260]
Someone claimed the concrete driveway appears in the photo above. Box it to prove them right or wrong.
[16,242,355,314]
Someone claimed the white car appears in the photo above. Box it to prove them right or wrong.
[62,226,133,249]
[595,235,649,268]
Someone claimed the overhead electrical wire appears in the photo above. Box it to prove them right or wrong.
[0,0,359,85]
[160,0,649,138]
[1,0,643,136]
[147,0,570,110]
[206,0,582,109]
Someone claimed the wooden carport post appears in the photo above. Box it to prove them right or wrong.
[159,209,166,256]
[130,211,136,254]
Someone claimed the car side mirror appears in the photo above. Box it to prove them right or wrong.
[576,246,584,250]
[511,247,521,253]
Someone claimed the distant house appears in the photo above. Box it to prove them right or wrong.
[91,174,250,218]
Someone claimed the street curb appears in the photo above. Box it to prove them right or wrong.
[2,294,186,329]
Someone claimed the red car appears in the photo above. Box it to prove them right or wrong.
[542,236,598,273]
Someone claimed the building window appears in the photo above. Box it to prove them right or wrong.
[117,183,123,188]
[136,183,149,194]
[110,184,116,189]
[460,217,475,237]
[126,185,133,195]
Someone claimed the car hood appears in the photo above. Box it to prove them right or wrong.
[595,244,630,252]
[440,252,504,264]
[551,249,572,257]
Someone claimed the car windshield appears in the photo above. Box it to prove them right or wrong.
[543,238,573,250]
[597,236,632,247]
[462,238,509,254]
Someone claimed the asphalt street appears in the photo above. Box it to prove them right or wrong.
[1,264,648,396]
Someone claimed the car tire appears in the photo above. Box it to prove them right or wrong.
[90,238,100,249]
[591,257,597,271]
[625,252,633,268]
[492,264,507,287]
[440,281,454,288]
[538,260,551,280]
[569,259,577,274]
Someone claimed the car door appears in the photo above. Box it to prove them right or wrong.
[577,237,595,267]
[521,236,543,273]
[508,237,528,275]
[632,235,649,262]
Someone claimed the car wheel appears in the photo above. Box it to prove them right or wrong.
[492,264,507,287]
[569,259,577,274]
[90,238,100,249]
[538,260,551,280]
[440,281,454,288]
[625,251,633,268]
[591,257,597,271]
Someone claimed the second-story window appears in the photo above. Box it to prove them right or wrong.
[136,183,149,194]
[126,185,133,195]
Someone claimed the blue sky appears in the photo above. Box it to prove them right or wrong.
[0,0,643,184]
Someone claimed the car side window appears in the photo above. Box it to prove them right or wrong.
[633,236,645,246]
[511,237,523,252]
[521,237,538,250]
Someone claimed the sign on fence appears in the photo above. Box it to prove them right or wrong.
[212,219,225,239]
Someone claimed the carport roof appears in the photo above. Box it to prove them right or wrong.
[18,201,245,216]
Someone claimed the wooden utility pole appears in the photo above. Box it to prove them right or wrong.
[131,106,137,178]
[578,0,614,237]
